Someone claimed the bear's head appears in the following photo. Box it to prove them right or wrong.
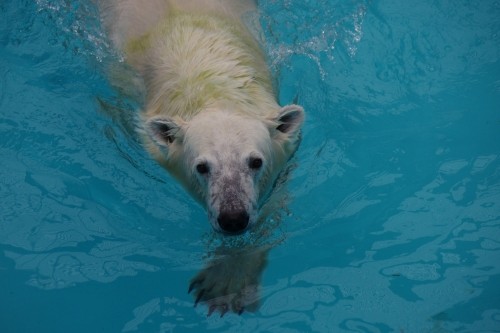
[144,104,304,235]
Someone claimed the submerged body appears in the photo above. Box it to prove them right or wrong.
[101,0,304,234]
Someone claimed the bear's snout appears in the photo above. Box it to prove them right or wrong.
[217,210,249,235]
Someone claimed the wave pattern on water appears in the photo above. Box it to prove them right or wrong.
[0,0,499,332]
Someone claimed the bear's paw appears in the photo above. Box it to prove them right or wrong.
[188,248,268,316]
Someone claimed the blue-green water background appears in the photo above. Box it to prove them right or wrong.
[1,0,499,332]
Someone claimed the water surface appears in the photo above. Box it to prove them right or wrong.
[1,0,499,332]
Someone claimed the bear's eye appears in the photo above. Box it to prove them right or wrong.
[196,163,210,175]
[249,157,263,170]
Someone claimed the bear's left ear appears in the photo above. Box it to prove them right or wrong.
[272,104,305,138]
[145,116,185,148]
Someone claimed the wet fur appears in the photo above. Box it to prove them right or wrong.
[98,0,304,314]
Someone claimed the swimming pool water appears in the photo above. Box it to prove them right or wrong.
[1,0,499,332]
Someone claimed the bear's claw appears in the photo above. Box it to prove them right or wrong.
[194,289,205,307]
[188,278,203,294]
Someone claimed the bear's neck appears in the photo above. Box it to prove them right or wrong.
[129,11,279,120]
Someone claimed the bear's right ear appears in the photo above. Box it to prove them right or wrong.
[145,117,184,147]
[272,104,304,138]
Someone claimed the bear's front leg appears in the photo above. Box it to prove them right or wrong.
[189,246,269,316]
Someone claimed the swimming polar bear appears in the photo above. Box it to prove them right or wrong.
[98,0,304,314]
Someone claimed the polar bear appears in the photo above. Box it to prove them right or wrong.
[98,0,304,314]
[100,0,304,234]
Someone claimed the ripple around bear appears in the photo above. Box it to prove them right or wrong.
[98,0,304,315]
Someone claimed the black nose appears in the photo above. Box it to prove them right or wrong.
[217,211,249,234]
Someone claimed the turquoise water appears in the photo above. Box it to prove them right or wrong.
[1,0,499,332]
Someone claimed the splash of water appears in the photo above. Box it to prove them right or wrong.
[34,0,115,63]
[261,1,367,79]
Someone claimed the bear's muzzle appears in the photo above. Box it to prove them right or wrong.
[217,210,249,235]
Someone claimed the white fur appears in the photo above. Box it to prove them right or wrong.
[99,0,304,233]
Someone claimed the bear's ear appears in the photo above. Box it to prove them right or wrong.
[145,117,184,147]
[272,104,305,137]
